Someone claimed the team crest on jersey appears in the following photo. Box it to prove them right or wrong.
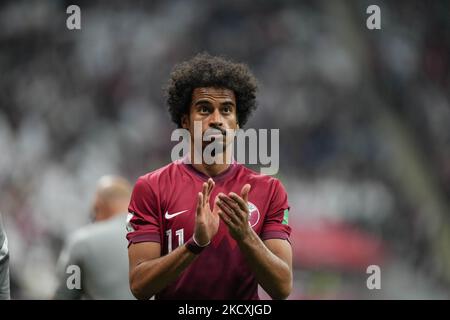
[247,202,260,228]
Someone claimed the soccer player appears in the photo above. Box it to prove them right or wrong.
[54,176,135,299]
[127,53,292,300]
[0,214,10,300]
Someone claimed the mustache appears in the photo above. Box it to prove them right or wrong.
[208,124,226,136]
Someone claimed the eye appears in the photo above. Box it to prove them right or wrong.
[199,105,210,113]
[222,106,232,113]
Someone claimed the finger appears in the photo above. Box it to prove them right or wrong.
[196,192,203,216]
[218,194,245,221]
[241,184,251,204]
[211,196,221,216]
[202,182,208,206]
[229,193,248,213]
[217,199,240,225]
[206,178,215,199]
[218,210,235,229]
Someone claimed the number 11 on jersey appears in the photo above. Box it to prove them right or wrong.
[165,228,185,253]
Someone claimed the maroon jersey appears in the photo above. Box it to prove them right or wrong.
[126,159,291,300]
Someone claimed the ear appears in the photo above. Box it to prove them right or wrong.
[181,114,189,129]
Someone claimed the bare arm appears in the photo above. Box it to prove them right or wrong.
[128,242,197,300]
[217,185,293,300]
[238,234,292,299]
[128,179,219,300]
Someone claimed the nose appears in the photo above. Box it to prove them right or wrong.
[209,109,223,128]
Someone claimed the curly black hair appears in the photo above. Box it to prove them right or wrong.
[165,53,258,128]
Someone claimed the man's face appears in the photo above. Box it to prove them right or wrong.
[182,87,238,150]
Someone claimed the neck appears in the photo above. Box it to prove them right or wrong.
[191,161,230,177]
[108,211,123,219]
[189,147,232,177]
[96,206,127,222]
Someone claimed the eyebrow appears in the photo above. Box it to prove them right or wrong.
[194,99,235,106]
[221,101,235,106]
[194,99,212,106]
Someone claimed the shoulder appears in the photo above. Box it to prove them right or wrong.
[63,221,107,255]
[237,164,285,191]
[57,224,97,268]
[134,161,183,190]
[66,224,96,248]
[64,215,128,253]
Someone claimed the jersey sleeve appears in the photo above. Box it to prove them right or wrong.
[260,178,291,243]
[126,175,162,246]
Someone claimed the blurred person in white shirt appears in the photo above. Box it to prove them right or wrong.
[53,175,134,300]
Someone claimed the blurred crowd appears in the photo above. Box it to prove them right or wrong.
[0,0,449,299]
